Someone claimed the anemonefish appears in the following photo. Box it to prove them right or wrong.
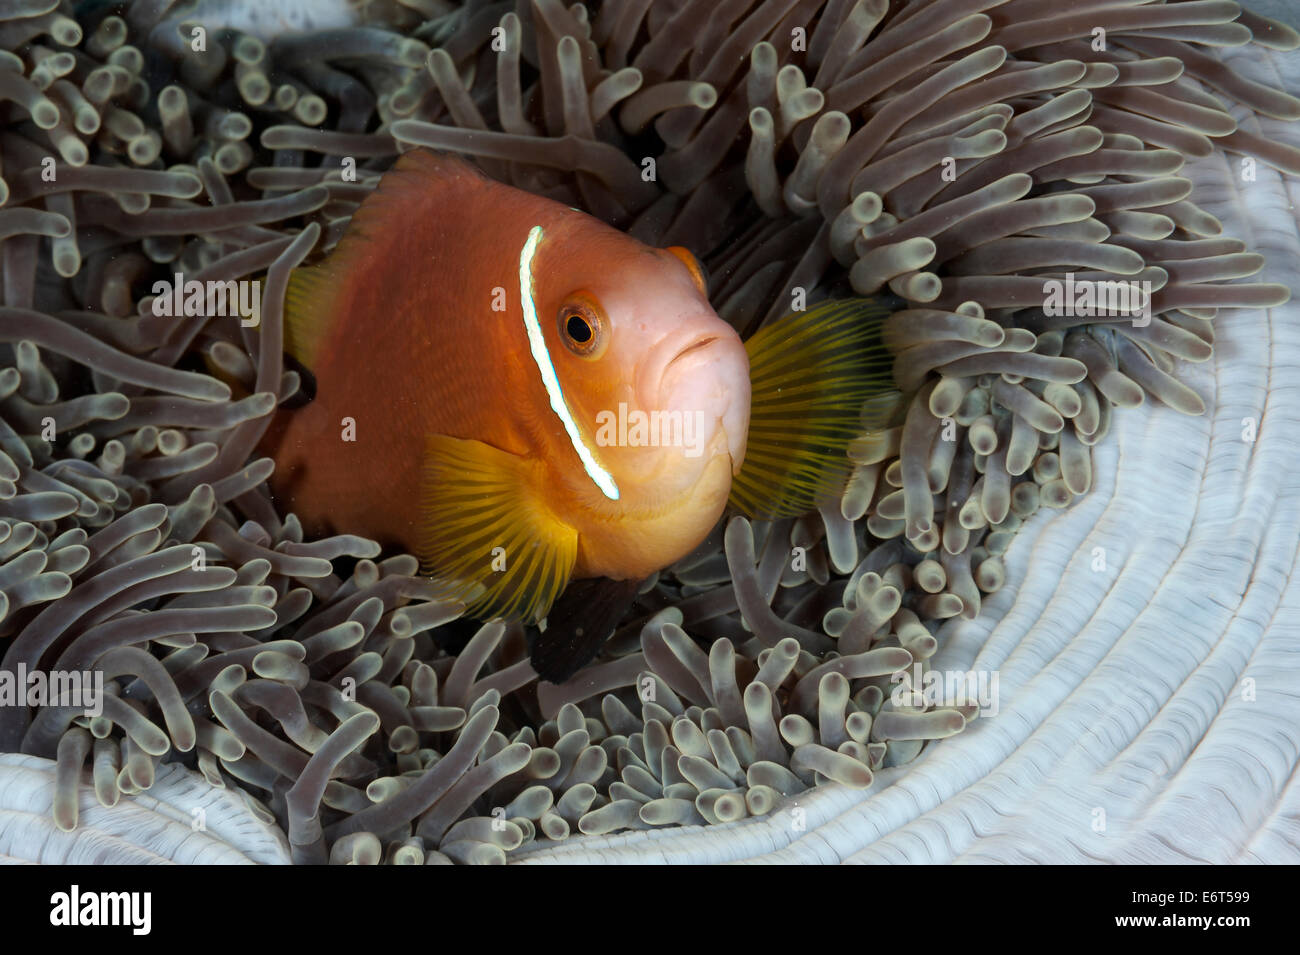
[258,150,894,682]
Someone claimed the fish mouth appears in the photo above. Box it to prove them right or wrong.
[654,333,733,410]
[639,329,722,410]
[651,331,751,472]
[665,335,720,372]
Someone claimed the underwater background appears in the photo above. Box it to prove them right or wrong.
[0,0,1298,863]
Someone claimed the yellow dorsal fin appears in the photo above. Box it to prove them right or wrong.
[416,434,578,624]
[728,297,900,520]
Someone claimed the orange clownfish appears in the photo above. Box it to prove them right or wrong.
[260,150,893,682]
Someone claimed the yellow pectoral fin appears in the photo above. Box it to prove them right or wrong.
[282,265,337,371]
[194,266,326,394]
[729,297,903,520]
[416,434,578,624]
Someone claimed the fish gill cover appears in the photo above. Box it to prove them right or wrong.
[0,0,1295,863]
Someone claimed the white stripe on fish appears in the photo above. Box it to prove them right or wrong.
[518,225,620,500]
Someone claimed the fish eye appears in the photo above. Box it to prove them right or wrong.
[566,313,592,343]
[557,297,605,357]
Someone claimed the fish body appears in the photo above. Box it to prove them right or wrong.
[259,150,895,679]
[266,152,748,587]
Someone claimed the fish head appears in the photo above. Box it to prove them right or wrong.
[530,232,750,510]
[525,226,754,574]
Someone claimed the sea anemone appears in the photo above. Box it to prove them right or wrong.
[0,0,1297,864]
